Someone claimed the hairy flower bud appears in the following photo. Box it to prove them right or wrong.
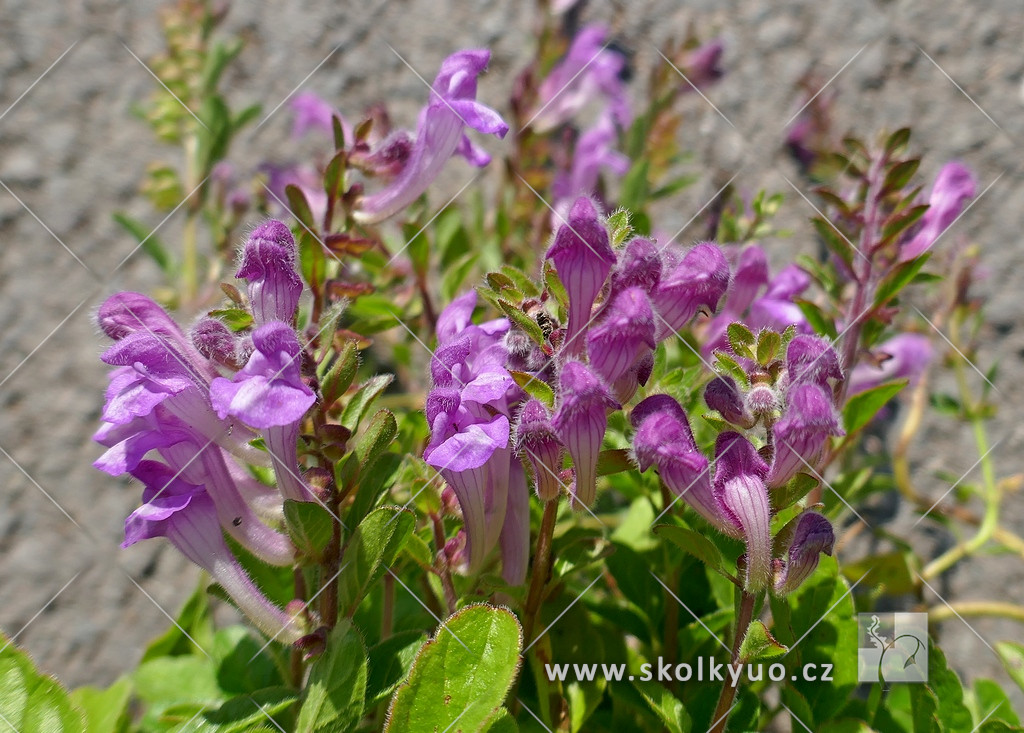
[652,242,729,338]
[704,375,755,429]
[552,360,618,507]
[773,511,834,595]
[546,197,617,356]
[236,220,303,326]
[587,286,656,385]
[514,399,564,502]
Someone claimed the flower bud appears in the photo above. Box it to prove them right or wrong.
[704,375,755,428]
[552,360,618,507]
[652,242,730,338]
[769,382,843,489]
[586,286,656,385]
[610,237,662,295]
[236,220,303,326]
[514,399,565,502]
[191,317,240,368]
[773,511,834,595]
[546,197,617,356]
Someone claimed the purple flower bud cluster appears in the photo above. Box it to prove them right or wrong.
[424,195,730,583]
[632,333,843,594]
[94,220,318,642]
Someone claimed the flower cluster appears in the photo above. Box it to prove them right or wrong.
[424,196,730,583]
[94,220,318,642]
[264,50,508,227]
[632,333,843,594]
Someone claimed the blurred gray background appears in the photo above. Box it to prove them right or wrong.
[1,0,1022,704]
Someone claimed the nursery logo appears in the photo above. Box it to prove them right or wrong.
[857,613,928,683]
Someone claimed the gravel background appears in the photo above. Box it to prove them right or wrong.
[1,0,1021,707]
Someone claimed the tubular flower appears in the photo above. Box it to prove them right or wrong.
[551,360,619,508]
[530,25,631,132]
[772,511,835,595]
[235,220,303,326]
[354,49,508,224]
[586,286,656,387]
[651,242,730,339]
[769,382,843,490]
[546,196,617,356]
[514,399,565,503]
[900,161,976,261]
[123,461,302,643]
[848,333,932,395]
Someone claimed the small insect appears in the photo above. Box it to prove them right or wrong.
[232,517,242,526]
[524,300,556,340]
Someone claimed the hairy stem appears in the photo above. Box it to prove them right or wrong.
[430,513,457,614]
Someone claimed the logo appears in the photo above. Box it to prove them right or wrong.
[857,612,928,683]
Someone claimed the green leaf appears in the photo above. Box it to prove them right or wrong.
[772,473,819,510]
[607,208,633,247]
[727,322,756,359]
[113,212,172,274]
[739,620,787,662]
[714,350,750,387]
[285,184,317,232]
[134,654,223,729]
[508,370,556,409]
[843,379,907,433]
[620,160,650,211]
[795,299,838,340]
[996,642,1024,694]
[297,622,367,733]
[874,253,931,307]
[654,525,728,577]
[441,251,480,301]
[496,299,546,345]
[811,217,854,268]
[880,204,929,244]
[179,687,298,733]
[884,159,921,193]
[298,229,327,293]
[69,677,132,733]
[756,329,782,365]
[633,680,691,733]
[355,409,398,469]
[346,452,403,528]
[208,308,253,332]
[384,605,523,733]
[885,127,912,157]
[0,638,85,732]
[321,340,360,407]
[483,707,519,732]
[141,581,216,661]
[925,641,973,732]
[596,448,633,477]
[840,550,918,594]
[284,499,335,562]
[341,374,394,432]
[973,678,1020,726]
[366,631,427,707]
[338,506,416,616]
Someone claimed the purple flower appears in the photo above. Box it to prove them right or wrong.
[350,130,414,177]
[191,317,243,369]
[848,333,932,395]
[704,375,755,429]
[631,395,716,525]
[124,460,302,642]
[631,396,772,591]
[900,161,976,261]
[678,38,725,92]
[587,286,656,386]
[769,382,843,490]
[531,25,631,132]
[514,398,564,502]
[551,360,618,507]
[499,457,530,585]
[290,90,347,141]
[651,242,730,339]
[785,334,843,390]
[236,220,303,326]
[546,196,617,356]
[424,414,511,574]
[712,432,772,591]
[354,50,508,224]
[773,511,834,595]
[610,237,662,295]
[210,321,316,502]
[552,113,629,219]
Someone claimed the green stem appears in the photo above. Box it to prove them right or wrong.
[922,310,1000,580]
[929,601,1024,624]
[709,590,757,733]
[522,498,559,645]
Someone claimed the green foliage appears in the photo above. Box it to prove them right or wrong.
[385,605,523,733]
[296,622,367,733]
